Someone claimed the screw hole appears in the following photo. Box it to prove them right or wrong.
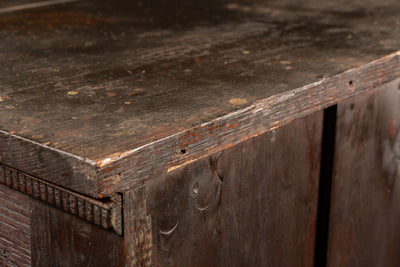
[350,103,355,110]
[397,83,400,90]
[180,148,187,155]
[348,80,353,86]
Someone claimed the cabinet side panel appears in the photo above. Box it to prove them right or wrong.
[128,111,323,266]
[328,79,400,267]
[30,198,124,267]
[0,185,31,266]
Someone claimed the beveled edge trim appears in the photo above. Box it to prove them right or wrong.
[0,163,122,235]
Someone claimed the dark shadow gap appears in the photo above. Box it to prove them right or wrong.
[314,105,337,267]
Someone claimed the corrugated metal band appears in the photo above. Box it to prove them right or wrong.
[0,163,122,235]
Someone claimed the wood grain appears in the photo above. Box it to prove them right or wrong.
[0,185,31,267]
[99,54,400,195]
[0,0,80,14]
[30,197,125,267]
[0,163,122,233]
[0,130,99,196]
[328,79,400,266]
[124,185,152,266]
[128,112,323,266]
[0,0,400,196]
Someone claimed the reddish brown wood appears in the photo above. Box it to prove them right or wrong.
[125,112,322,266]
[0,0,400,196]
[328,78,400,266]
[0,131,99,196]
[0,163,122,234]
[1,0,400,265]
[0,185,31,267]
[100,53,400,196]
[124,185,152,266]
[30,197,125,267]
[0,0,79,14]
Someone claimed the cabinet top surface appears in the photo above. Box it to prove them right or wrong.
[1,0,399,160]
[0,0,400,195]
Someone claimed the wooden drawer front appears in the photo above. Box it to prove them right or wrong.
[328,79,400,266]
[0,185,31,267]
[124,111,323,266]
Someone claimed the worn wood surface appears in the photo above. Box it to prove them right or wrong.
[328,78,400,267]
[125,112,322,266]
[124,185,153,267]
[0,0,400,195]
[0,163,122,234]
[30,197,125,267]
[0,0,79,14]
[0,185,31,267]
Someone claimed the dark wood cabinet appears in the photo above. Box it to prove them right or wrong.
[1,0,400,266]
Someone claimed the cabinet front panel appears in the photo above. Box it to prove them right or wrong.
[125,111,323,266]
[329,79,400,267]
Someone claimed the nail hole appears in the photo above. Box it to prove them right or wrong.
[350,103,355,110]
[397,83,400,90]
[2,249,9,259]
[180,148,187,155]
[349,80,353,86]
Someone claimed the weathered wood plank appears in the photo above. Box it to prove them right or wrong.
[124,185,152,266]
[128,111,322,266]
[0,185,31,267]
[0,130,99,196]
[0,0,80,14]
[328,79,400,266]
[30,197,125,266]
[0,163,122,234]
[0,0,400,195]
[99,53,400,195]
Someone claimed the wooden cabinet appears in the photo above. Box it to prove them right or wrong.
[1,0,400,266]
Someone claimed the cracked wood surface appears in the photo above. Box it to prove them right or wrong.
[1,0,400,196]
